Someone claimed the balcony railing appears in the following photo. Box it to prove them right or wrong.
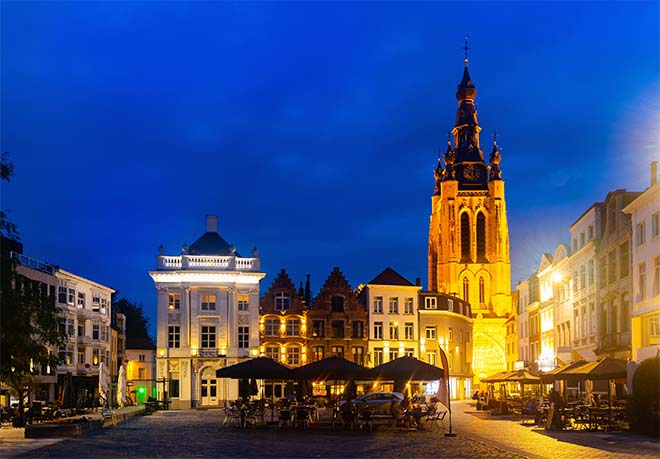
[597,332,632,352]
[157,255,260,271]
[12,252,55,275]
[199,348,222,358]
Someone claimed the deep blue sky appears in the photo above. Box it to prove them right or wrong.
[2,2,658,336]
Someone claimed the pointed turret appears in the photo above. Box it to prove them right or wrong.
[489,137,502,181]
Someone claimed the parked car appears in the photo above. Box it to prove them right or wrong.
[339,392,404,416]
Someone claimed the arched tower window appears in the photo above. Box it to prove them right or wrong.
[463,278,469,303]
[479,277,485,305]
[460,213,471,262]
[476,212,486,261]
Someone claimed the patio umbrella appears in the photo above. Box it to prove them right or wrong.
[560,357,628,380]
[540,360,587,383]
[249,378,259,396]
[98,362,109,407]
[370,356,444,382]
[292,356,370,381]
[215,357,292,380]
[503,369,540,384]
[481,371,512,383]
[117,364,127,408]
[238,379,251,399]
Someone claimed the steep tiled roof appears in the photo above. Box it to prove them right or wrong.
[367,267,414,286]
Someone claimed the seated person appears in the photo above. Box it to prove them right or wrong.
[340,400,355,427]
[391,401,407,427]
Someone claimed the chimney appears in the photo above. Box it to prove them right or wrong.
[415,277,421,287]
[206,215,218,233]
[651,161,658,186]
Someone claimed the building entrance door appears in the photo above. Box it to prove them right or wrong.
[200,367,218,406]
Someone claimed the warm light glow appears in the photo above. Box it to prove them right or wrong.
[250,349,258,357]
[150,271,264,285]
[384,341,390,349]
[551,272,562,283]
[191,347,198,357]
[159,349,165,357]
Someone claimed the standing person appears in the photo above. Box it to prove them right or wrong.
[548,387,564,429]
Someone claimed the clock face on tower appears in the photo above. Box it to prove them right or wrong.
[463,164,481,181]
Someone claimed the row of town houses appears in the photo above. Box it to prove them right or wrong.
[1,237,157,410]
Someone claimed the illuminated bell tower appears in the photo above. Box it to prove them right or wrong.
[428,48,512,383]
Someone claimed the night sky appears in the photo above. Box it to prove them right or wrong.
[2,2,658,336]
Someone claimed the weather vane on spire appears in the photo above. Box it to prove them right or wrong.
[464,34,470,66]
[493,129,497,144]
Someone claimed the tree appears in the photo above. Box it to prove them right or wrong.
[113,296,154,346]
[0,153,65,426]
[628,355,660,437]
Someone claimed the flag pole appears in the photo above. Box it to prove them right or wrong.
[438,346,456,437]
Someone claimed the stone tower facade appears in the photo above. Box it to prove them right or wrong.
[428,57,512,382]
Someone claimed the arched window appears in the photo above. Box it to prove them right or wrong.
[476,212,486,261]
[463,278,469,303]
[461,213,471,262]
[479,277,485,304]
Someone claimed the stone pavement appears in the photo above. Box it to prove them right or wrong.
[449,400,660,458]
[0,405,144,459]
[1,402,658,458]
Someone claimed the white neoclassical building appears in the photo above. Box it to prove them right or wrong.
[150,215,265,409]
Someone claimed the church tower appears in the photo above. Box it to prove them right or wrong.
[428,50,512,382]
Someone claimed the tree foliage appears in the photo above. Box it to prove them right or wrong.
[0,154,65,425]
[113,296,154,345]
[628,355,660,437]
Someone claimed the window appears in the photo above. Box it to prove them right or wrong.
[201,294,216,311]
[572,238,578,253]
[581,306,587,338]
[138,368,146,380]
[331,296,344,313]
[77,348,85,364]
[373,296,383,313]
[237,295,249,311]
[449,328,454,341]
[636,221,646,246]
[389,350,398,361]
[448,298,454,312]
[92,324,100,340]
[201,326,216,348]
[92,348,100,366]
[608,250,617,284]
[265,318,279,337]
[139,354,146,362]
[91,294,101,311]
[58,286,67,304]
[168,293,180,310]
[331,320,344,338]
[238,326,249,349]
[425,297,437,309]
[351,347,364,365]
[654,256,660,297]
[266,346,279,361]
[579,265,586,290]
[352,321,364,338]
[388,297,399,314]
[389,323,399,340]
[650,316,660,337]
[426,352,436,365]
[478,277,485,304]
[639,263,646,300]
[67,319,74,337]
[169,379,180,398]
[275,292,290,311]
[404,348,414,357]
[580,232,585,248]
[461,212,471,261]
[331,346,344,357]
[588,224,594,241]
[463,278,469,303]
[620,242,629,278]
[588,260,595,286]
[476,212,486,261]
[425,326,436,340]
[100,325,107,342]
[311,319,325,338]
[404,323,414,340]
[621,295,630,332]
[608,203,617,234]
[371,322,384,341]
[599,257,607,288]
[373,348,383,366]
[312,346,324,361]
[77,292,85,308]
[286,318,300,337]
[77,324,83,337]
[653,213,660,238]
[100,298,107,313]
[404,298,413,314]
[67,288,75,305]
[168,326,180,348]
[287,346,300,366]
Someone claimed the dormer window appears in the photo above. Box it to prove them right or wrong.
[331,295,344,313]
[275,292,290,311]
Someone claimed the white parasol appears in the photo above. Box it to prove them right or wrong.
[98,362,109,407]
[117,364,127,408]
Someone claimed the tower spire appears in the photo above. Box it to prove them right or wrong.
[464,34,470,67]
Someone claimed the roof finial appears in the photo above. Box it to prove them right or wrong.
[463,34,470,67]
[493,129,497,145]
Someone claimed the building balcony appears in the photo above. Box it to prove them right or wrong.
[597,332,631,353]
[156,255,260,271]
[198,348,224,358]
